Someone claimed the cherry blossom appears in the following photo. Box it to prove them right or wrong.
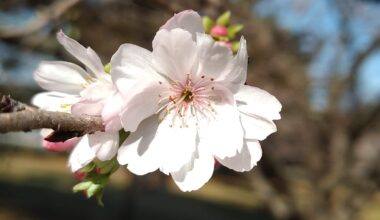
[111,10,282,191]
[33,31,121,172]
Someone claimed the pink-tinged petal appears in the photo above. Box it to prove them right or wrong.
[240,113,277,140]
[217,139,262,172]
[171,146,214,192]
[217,41,233,49]
[102,93,123,132]
[119,79,167,132]
[193,33,234,82]
[88,132,119,161]
[110,44,161,97]
[33,61,88,94]
[57,30,105,78]
[31,92,79,112]
[71,81,116,116]
[159,10,204,40]
[152,29,197,83]
[42,138,79,152]
[118,116,161,175]
[235,85,282,121]
[68,136,95,172]
[198,88,244,159]
[71,99,105,116]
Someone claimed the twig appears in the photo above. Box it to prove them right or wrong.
[0,94,104,135]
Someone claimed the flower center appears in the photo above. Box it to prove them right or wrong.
[182,89,193,103]
[157,74,218,128]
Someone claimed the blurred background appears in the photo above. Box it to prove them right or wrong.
[1,0,380,219]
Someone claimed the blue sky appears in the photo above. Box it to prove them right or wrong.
[255,0,380,108]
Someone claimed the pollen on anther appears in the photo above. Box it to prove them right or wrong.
[158,81,162,84]
[211,87,214,90]
[210,78,214,81]
[201,75,205,79]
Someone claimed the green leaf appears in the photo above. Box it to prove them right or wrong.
[228,24,244,39]
[202,16,214,33]
[216,11,231,26]
[73,181,92,192]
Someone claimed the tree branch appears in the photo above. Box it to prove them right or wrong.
[0,94,104,135]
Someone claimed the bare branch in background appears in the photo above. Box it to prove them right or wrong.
[0,0,81,38]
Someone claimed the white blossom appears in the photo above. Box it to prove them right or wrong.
[111,10,282,191]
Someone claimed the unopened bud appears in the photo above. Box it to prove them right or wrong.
[211,25,228,37]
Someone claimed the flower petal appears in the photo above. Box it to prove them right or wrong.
[159,10,204,40]
[88,132,119,161]
[42,138,79,152]
[220,36,248,86]
[217,139,262,172]
[235,85,282,120]
[198,90,244,159]
[119,79,167,132]
[117,116,161,175]
[157,116,198,174]
[57,30,105,78]
[33,61,88,94]
[71,81,116,116]
[31,91,79,112]
[102,92,123,132]
[68,136,95,172]
[193,33,234,82]
[152,29,197,83]
[240,112,277,140]
[110,43,160,97]
[171,146,214,192]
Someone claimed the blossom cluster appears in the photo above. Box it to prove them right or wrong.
[32,10,281,196]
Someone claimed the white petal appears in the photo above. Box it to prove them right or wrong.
[31,91,79,112]
[117,116,161,175]
[240,112,277,140]
[102,92,123,132]
[110,43,161,97]
[152,29,197,83]
[157,116,198,174]
[221,36,248,86]
[33,61,88,94]
[71,81,116,116]
[194,33,234,82]
[217,139,262,172]
[71,99,105,116]
[198,91,244,159]
[159,10,204,41]
[88,132,119,161]
[68,136,95,172]
[119,80,167,132]
[171,146,214,192]
[57,30,105,78]
[235,85,282,120]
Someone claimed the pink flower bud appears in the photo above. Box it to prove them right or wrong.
[211,25,228,37]
[217,41,232,49]
[74,171,86,181]
[42,137,79,152]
